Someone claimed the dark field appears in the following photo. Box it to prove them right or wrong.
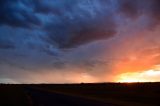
[0,83,160,106]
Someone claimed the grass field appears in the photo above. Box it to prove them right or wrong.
[0,82,159,106]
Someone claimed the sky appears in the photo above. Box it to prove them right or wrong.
[0,0,160,83]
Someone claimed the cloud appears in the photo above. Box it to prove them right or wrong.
[1,0,160,48]
[0,0,41,28]
[45,15,116,48]
[0,0,160,83]
[43,0,117,48]
[118,0,160,27]
[33,0,78,15]
[0,78,17,84]
[0,0,117,48]
[0,40,15,49]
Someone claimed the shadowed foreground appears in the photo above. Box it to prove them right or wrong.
[25,87,116,106]
[0,83,160,106]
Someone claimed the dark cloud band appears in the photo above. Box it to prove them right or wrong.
[0,0,160,48]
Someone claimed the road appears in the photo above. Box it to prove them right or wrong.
[25,87,119,106]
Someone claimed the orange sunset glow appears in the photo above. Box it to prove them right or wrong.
[115,70,160,82]
[110,43,160,82]
[114,64,160,82]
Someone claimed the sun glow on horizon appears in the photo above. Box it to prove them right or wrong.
[115,69,160,83]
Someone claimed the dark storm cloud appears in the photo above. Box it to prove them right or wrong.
[0,41,15,49]
[41,0,160,48]
[0,0,41,28]
[43,0,117,48]
[0,27,16,49]
[0,0,160,71]
[1,0,160,49]
[45,14,116,48]
[118,0,160,26]
[0,0,117,48]
[62,15,116,48]
[33,0,78,15]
